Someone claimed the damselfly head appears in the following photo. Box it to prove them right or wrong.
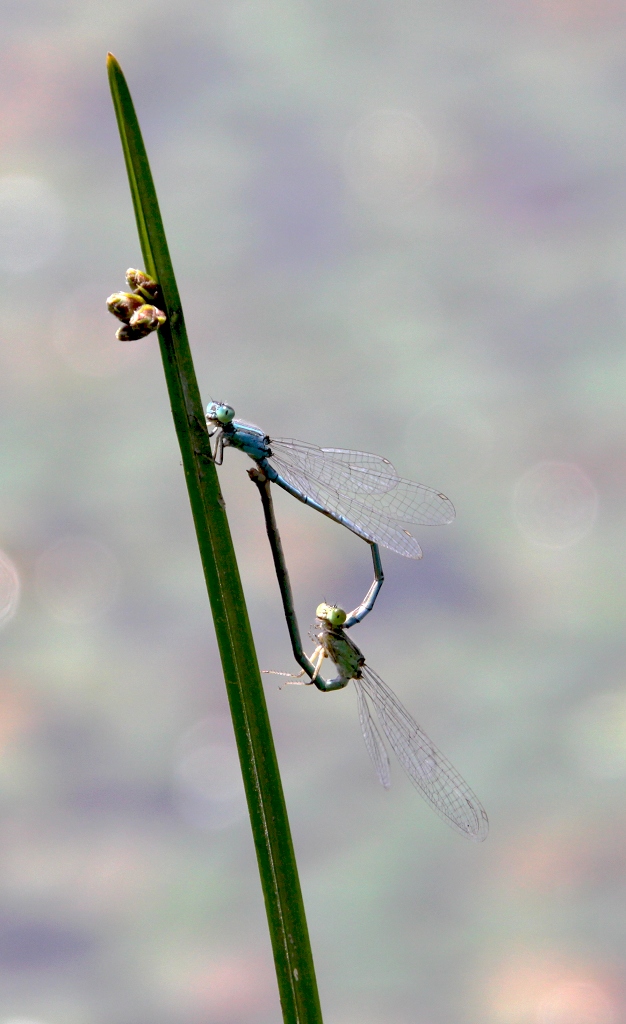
[316,603,346,627]
[206,401,235,425]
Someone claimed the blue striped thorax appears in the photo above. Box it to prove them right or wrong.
[224,420,272,461]
[206,401,272,461]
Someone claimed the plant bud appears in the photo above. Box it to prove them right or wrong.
[116,323,142,341]
[106,291,144,322]
[125,268,160,300]
[129,303,167,333]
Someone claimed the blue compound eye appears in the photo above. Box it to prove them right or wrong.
[206,401,235,424]
[216,404,235,424]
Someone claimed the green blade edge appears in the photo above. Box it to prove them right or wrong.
[106,52,324,1024]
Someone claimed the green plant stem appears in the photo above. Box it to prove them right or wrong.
[107,53,323,1024]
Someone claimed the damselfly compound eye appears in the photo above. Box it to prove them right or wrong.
[328,606,347,627]
[316,603,346,626]
[216,404,235,424]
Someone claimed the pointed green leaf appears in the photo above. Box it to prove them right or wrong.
[107,52,324,1024]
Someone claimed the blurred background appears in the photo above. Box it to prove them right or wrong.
[0,0,625,1022]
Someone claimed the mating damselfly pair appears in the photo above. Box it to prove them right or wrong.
[207,402,489,842]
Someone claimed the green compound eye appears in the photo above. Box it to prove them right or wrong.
[216,404,235,424]
[207,402,235,424]
[316,603,346,627]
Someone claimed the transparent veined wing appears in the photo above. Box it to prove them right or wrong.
[269,449,419,556]
[357,666,489,841]
[268,439,454,559]
[270,439,454,517]
[270,439,401,496]
[268,444,421,557]
[355,679,391,789]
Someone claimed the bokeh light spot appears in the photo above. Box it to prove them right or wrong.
[0,176,65,272]
[35,536,120,624]
[512,461,598,548]
[538,980,616,1024]
[343,109,437,212]
[487,954,616,1024]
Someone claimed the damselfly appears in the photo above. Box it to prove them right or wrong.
[250,469,488,842]
[207,401,454,559]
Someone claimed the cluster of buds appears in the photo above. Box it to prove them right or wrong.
[106,269,166,341]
